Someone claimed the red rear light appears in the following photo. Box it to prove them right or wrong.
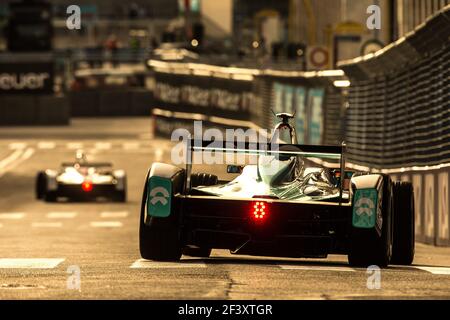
[82,181,93,192]
[252,201,268,220]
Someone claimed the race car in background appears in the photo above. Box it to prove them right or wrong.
[139,114,415,267]
[36,150,127,202]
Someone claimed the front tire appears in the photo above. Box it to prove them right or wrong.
[391,181,415,265]
[44,191,57,202]
[190,173,218,187]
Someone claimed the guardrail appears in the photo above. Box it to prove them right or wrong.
[340,5,450,246]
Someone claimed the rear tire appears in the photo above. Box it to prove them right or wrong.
[391,181,415,265]
[39,174,57,202]
[139,169,184,261]
[191,173,218,187]
[36,171,46,200]
[348,175,393,268]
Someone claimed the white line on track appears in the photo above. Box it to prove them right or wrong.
[278,264,450,275]
[32,222,63,228]
[100,211,128,218]
[94,142,112,150]
[130,259,206,269]
[37,141,56,149]
[0,213,26,220]
[90,221,123,228]
[0,148,35,178]
[8,142,27,150]
[67,142,84,149]
[411,266,450,275]
[123,142,140,150]
[46,212,78,219]
[0,149,24,169]
[0,258,65,269]
[278,265,357,272]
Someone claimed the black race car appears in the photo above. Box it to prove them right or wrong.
[36,151,127,202]
[139,114,414,267]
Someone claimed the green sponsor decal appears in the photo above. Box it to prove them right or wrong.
[352,189,377,228]
[147,176,172,218]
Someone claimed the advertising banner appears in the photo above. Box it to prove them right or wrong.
[308,88,324,145]
[272,82,308,143]
[284,85,294,114]
[294,87,306,144]
[273,82,284,115]
[0,62,54,94]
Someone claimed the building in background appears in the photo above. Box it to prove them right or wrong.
[231,0,449,68]
[394,0,449,38]
[0,0,448,67]
[0,0,179,50]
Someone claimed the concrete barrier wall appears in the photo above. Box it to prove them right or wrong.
[69,89,153,117]
[388,168,450,246]
[0,95,70,126]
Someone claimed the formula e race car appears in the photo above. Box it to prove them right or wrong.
[139,114,415,267]
[36,151,127,202]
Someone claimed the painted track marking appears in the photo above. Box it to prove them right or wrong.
[46,212,78,219]
[90,221,123,228]
[130,259,206,269]
[95,142,112,150]
[0,258,65,269]
[123,142,140,150]
[37,142,56,149]
[100,211,128,218]
[67,142,83,149]
[0,148,35,178]
[278,265,356,272]
[0,213,26,220]
[8,142,27,150]
[411,266,450,275]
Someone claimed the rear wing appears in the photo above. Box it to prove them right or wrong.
[62,162,113,168]
[184,139,346,204]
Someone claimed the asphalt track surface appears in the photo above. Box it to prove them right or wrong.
[0,118,449,300]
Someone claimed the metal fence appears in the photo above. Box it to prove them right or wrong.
[340,7,450,170]
[340,6,450,246]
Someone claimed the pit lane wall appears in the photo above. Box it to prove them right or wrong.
[339,5,450,246]
[149,60,346,146]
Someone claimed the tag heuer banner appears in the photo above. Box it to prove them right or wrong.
[0,61,54,94]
